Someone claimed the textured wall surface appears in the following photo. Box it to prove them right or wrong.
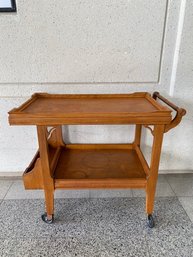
[0,0,192,173]
[0,0,167,83]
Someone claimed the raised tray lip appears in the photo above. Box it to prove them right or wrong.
[8,92,172,125]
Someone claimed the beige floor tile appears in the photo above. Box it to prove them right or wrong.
[5,180,44,199]
[89,189,132,198]
[165,173,193,184]
[155,182,175,197]
[178,197,193,222]
[169,182,193,197]
[132,181,175,197]
[55,189,89,198]
[0,180,13,199]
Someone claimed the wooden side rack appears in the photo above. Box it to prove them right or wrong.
[8,92,186,227]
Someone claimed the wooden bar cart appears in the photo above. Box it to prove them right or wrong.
[8,92,186,227]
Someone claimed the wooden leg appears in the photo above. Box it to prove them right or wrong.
[55,125,65,146]
[146,125,165,215]
[37,126,55,223]
[134,125,142,147]
[44,190,54,218]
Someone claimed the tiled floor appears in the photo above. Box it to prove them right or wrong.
[1,174,193,221]
[0,174,193,257]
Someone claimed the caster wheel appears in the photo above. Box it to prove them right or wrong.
[147,214,154,228]
[41,213,54,224]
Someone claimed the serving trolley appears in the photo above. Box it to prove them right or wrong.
[8,92,186,227]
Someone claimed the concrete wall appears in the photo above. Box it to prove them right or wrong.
[0,0,192,173]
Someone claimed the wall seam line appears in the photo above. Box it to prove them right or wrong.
[169,0,187,96]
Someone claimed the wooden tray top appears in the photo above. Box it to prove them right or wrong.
[9,92,172,125]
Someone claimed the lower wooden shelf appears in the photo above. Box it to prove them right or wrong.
[23,144,148,190]
[54,145,147,189]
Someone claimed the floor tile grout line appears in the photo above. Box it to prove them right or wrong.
[165,175,193,184]
[166,179,177,197]
[166,177,193,197]
[2,181,15,201]
[177,196,193,224]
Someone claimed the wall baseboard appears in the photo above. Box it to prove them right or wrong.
[0,172,23,177]
[159,170,193,174]
[0,170,192,178]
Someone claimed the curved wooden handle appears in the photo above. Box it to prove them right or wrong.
[153,92,186,133]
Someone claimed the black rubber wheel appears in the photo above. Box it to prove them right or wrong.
[147,214,154,228]
[41,213,54,224]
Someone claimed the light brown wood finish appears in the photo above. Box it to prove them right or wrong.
[54,147,146,189]
[134,145,150,176]
[134,125,142,147]
[44,190,54,220]
[37,126,54,217]
[65,143,133,150]
[8,93,172,125]
[8,92,186,222]
[23,151,43,189]
[55,179,146,189]
[146,125,165,215]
